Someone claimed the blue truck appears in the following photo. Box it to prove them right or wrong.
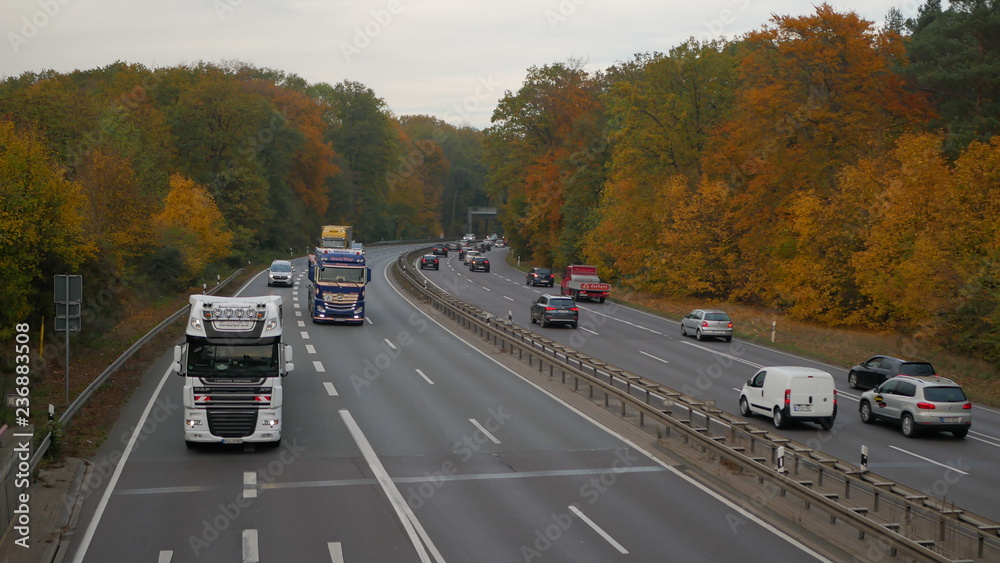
[307,248,371,324]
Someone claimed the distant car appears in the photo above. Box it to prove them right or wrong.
[859,375,971,438]
[432,244,448,256]
[680,309,733,342]
[267,260,294,287]
[462,250,481,265]
[526,267,554,287]
[530,294,579,328]
[445,242,461,251]
[419,255,439,270]
[469,256,490,272]
[458,245,472,260]
[847,355,936,390]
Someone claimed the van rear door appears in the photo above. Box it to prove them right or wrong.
[789,375,835,417]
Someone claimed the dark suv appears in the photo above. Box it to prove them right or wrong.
[530,295,578,328]
[526,267,554,287]
[847,355,936,390]
[432,244,448,256]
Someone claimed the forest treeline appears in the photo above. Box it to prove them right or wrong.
[0,61,488,339]
[484,1,1000,361]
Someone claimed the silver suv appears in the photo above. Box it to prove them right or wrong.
[267,260,294,287]
[859,375,971,438]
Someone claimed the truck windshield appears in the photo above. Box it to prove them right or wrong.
[318,266,365,283]
[188,343,278,374]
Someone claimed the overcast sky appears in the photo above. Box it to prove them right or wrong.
[2,0,926,129]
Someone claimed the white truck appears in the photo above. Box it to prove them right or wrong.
[174,295,293,447]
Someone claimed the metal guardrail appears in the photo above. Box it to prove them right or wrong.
[395,249,1000,562]
[26,268,245,473]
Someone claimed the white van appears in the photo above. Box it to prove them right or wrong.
[739,366,837,430]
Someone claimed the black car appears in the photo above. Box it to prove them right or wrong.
[469,256,490,272]
[432,244,448,256]
[419,255,439,270]
[530,295,578,328]
[847,355,936,390]
[526,267,554,287]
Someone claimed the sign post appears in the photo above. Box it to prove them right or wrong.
[54,275,83,404]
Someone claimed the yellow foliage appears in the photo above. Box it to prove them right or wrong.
[154,174,233,276]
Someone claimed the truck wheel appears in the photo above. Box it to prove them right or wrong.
[598,297,605,303]
[185,440,198,450]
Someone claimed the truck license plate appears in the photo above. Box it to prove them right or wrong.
[222,438,244,444]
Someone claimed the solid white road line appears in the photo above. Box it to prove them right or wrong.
[243,529,259,563]
[889,446,970,475]
[416,369,434,384]
[328,542,345,563]
[70,365,175,563]
[568,505,628,554]
[469,419,501,444]
[324,382,339,397]
[244,472,257,499]
[339,409,444,563]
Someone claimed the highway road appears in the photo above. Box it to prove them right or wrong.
[427,245,1000,524]
[63,245,833,562]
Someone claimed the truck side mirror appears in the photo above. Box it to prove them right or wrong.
[284,345,293,363]
[173,345,183,375]
[366,268,372,283]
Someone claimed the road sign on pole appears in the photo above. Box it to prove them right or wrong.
[54,275,83,404]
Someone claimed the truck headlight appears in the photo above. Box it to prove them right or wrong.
[261,418,279,427]
[185,419,203,428]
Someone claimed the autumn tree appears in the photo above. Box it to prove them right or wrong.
[153,174,233,282]
[0,119,95,339]
[309,80,399,241]
[485,61,608,266]
[704,3,934,316]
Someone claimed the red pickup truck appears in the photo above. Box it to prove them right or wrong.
[560,265,611,303]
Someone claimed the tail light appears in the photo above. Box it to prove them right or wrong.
[702,321,710,327]
[544,306,556,311]
[784,389,791,406]
[569,307,578,311]
[833,389,837,405]
[916,402,936,409]
[963,402,972,410]
[727,322,733,328]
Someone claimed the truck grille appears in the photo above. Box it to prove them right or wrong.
[207,409,258,437]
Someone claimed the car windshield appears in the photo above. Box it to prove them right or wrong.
[318,266,366,283]
[705,312,730,321]
[923,386,967,402]
[270,263,292,272]
[899,363,935,376]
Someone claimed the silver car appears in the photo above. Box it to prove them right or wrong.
[859,375,971,438]
[267,260,294,287]
[680,309,733,342]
